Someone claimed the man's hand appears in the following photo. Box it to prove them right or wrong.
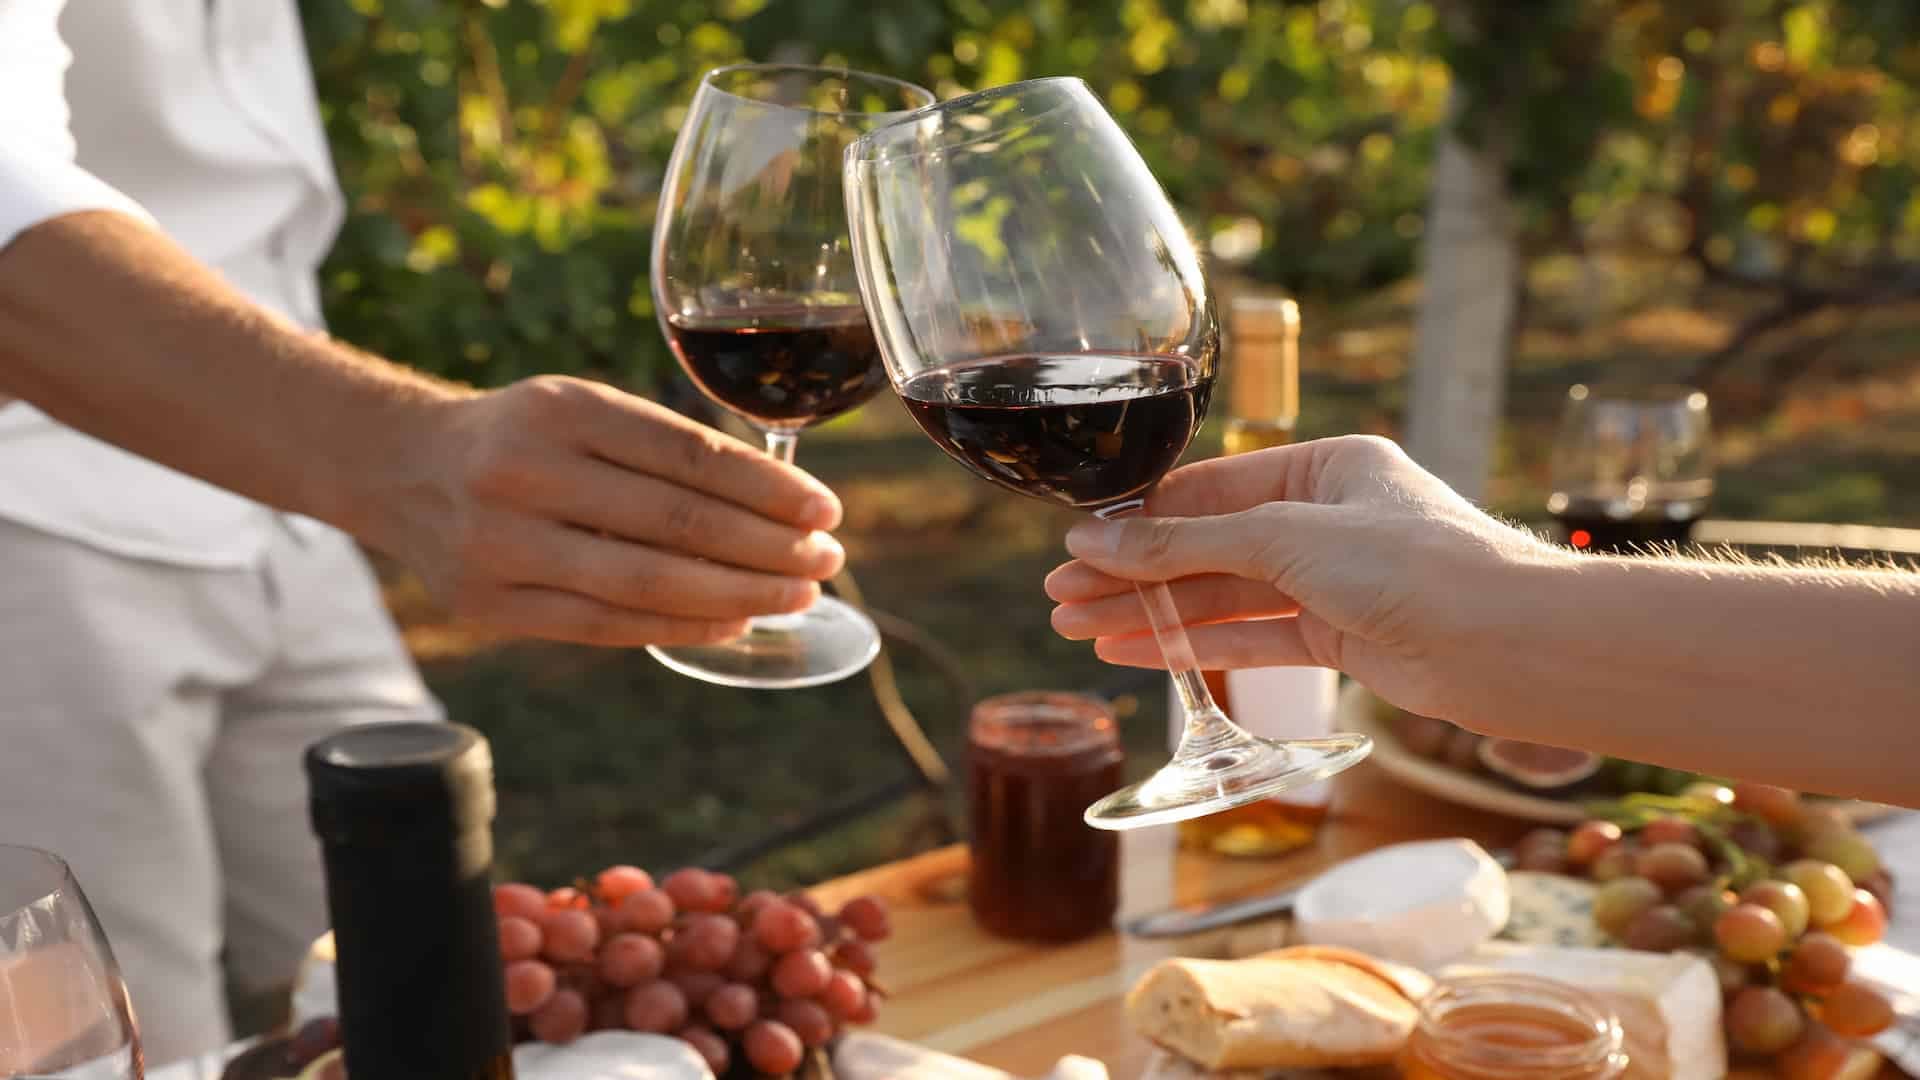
[1044,435,1563,718]
[377,376,847,648]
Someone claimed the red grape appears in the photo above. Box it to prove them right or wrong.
[839,896,891,942]
[1816,979,1895,1038]
[594,865,653,905]
[754,900,822,953]
[787,892,825,918]
[539,908,600,964]
[737,889,781,925]
[547,886,589,910]
[1741,879,1812,939]
[1716,903,1789,964]
[672,913,740,972]
[493,883,548,921]
[1784,860,1856,926]
[777,998,835,1047]
[1566,820,1623,866]
[598,932,665,988]
[1623,905,1695,953]
[1593,877,1663,938]
[1588,844,1639,883]
[744,1020,805,1075]
[663,868,727,913]
[669,970,725,1008]
[623,980,689,1034]
[833,939,876,978]
[678,1026,730,1074]
[529,987,589,1045]
[1726,986,1805,1055]
[1636,843,1710,894]
[724,939,772,982]
[771,948,833,998]
[848,995,878,1025]
[820,969,868,1020]
[1733,783,1804,829]
[497,915,542,962]
[1782,933,1852,995]
[1829,889,1888,946]
[1727,819,1781,862]
[504,959,557,1015]
[1639,817,1701,850]
[708,873,739,912]
[705,982,760,1030]
[617,888,676,935]
[1777,1023,1853,1080]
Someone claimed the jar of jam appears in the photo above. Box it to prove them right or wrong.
[1399,974,1627,1080]
[966,692,1123,942]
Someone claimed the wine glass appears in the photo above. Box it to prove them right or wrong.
[1547,384,1714,554]
[0,845,143,1079]
[845,77,1371,829]
[650,64,936,689]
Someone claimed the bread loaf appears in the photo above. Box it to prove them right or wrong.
[1125,946,1432,1071]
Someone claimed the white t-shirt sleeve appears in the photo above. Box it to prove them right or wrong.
[0,0,155,250]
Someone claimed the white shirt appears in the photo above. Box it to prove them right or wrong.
[0,0,344,567]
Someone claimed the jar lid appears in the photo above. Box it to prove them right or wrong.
[306,722,496,840]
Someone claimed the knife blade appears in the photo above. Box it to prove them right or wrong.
[1118,848,1520,939]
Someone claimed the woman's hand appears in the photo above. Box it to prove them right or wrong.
[1045,435,1565,719]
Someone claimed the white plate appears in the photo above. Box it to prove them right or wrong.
[1338,681,1898,826]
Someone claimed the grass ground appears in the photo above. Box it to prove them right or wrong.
[387,256,1920,892]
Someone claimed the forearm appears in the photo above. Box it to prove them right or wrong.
[1457,552,1920,806]
[0,211,474,552]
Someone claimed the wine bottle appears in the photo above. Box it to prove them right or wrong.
[1174,296,1339,857]
[306,723,516,1080]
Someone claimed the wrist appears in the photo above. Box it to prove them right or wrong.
[1422,528,1582,729]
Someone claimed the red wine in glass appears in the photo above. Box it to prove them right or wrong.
[665,307,886,429]
[1551,495,1708,554]
[897,353,1215,510]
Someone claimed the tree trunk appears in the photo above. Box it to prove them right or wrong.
[1404,111,1521,505]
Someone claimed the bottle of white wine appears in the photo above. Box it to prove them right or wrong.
[307,723,516,1080]
[1175,296,1339,857]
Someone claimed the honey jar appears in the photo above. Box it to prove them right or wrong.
[1398,974,1627,1080]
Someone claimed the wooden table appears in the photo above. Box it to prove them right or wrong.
[810,761,1908,1079]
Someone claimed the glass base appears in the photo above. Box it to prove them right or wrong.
[646,596,881,689]
[1084,729,1373,831]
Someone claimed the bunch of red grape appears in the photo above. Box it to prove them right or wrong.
[490,865,889,1077]
[1514,782,1897,1077]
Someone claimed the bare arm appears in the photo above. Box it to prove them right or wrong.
[0,211,847,646]
[1044,436,1920,807]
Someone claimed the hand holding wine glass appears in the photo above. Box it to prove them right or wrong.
[649,63,935,689]
[845,77,1371,828]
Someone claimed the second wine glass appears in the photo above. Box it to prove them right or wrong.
[846,78,1371,828]
[0,845,143,1079]
[651,64,935,689]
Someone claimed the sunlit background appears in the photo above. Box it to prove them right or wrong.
[302,0,1920,886]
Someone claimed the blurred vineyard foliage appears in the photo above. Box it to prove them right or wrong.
[304,0,1920,392]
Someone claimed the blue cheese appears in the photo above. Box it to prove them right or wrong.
[1499,871,1609,948]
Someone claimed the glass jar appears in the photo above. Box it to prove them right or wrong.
[1398,974,1627,1080]
[966,692,1123,942]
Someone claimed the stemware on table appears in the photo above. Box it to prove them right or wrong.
[1547,383,1714,554]
[0,844,143,1079]
[649,63,936,689]
[844,76,1370,829]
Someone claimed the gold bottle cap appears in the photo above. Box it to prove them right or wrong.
[1227,295,1299,423]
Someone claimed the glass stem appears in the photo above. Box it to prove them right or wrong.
[764,429,800,465]
[1093,502,1238,758]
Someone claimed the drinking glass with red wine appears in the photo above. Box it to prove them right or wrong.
[844,77,1371,829]
[1547,383,1714,555]
[649,64,934,688]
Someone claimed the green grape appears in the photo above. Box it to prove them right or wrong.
[1715,904,1788,964]
[1741,880,1811,939]
[1783,860,1856,927]
[1593,877,1663,938]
